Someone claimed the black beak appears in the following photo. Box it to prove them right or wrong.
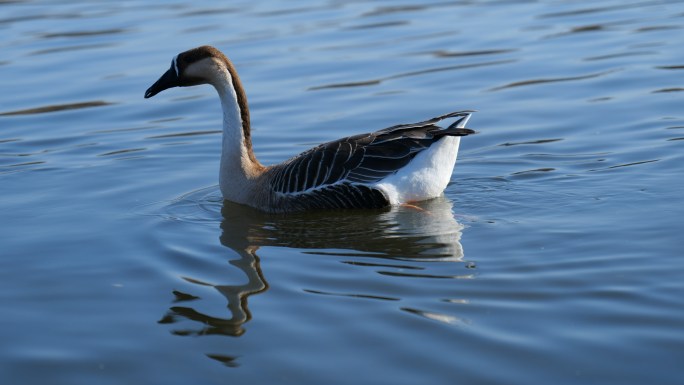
[144,65,179,99]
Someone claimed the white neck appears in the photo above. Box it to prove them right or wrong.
[210,67,258,203]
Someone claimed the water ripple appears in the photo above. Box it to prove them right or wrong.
[39,28,128,38]
[29,43,117,56]
[303,289,400,302]
[589,159,660,171]
[499,138,563,147]
[402,307,470,326]
[583,50,657,61]
[146,130,221,139]
[98,148,147,157]
[345,21,410,30]
[429,48,517,58]
[362,5,429,17]
[652,87,684,93]
[0,101,113,116]
[310,59,515,90]
[489,70,618,91]
[537,1,682,18]
[379,271,474,279]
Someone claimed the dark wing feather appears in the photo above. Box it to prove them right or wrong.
[275,183,389,212]
[269,110,475,200]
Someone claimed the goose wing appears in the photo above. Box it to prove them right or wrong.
[268,111,475,203]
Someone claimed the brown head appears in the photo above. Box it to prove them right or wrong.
[145,46,230,96]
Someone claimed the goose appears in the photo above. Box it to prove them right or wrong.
[144,46,476,213]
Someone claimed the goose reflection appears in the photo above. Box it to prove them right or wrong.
[159,195,466,338]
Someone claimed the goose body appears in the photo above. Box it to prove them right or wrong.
[145,46,475,213]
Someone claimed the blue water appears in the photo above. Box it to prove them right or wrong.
[2,1,683,384]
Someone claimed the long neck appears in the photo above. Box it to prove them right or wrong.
[210,60,265,202]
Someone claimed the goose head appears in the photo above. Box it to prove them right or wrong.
[144,45,234,98]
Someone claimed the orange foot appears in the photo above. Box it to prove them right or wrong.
[400,203,426,212]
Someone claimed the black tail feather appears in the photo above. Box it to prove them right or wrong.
[435,127,476,138]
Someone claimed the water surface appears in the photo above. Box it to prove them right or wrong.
[2,1,683,384]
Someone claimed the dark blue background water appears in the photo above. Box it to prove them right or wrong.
[2,1,683,384]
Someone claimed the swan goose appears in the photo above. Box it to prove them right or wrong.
[145,46,475,213]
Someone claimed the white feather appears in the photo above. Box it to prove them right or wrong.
[373,113,470,204]
[373,136,461,204]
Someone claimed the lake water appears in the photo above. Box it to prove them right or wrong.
[2,1,683,384]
